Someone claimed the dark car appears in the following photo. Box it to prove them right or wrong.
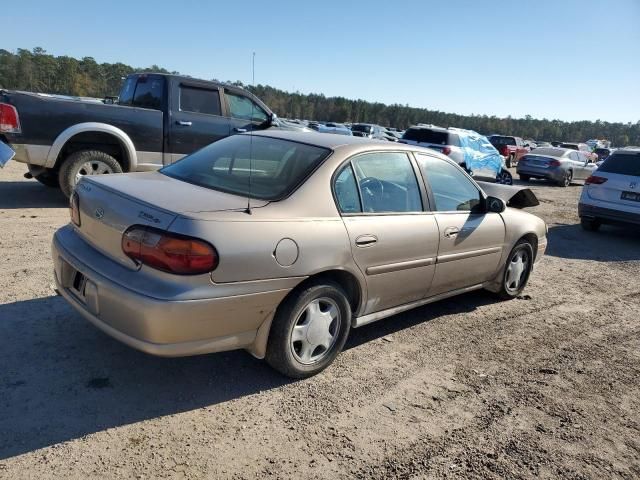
[0,73,291,197]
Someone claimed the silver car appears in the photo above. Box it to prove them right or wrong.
[52,131,547,378]
[517,147,597,187]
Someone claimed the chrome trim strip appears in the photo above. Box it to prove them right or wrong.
[365,257,435,276]
[436,246,502,264]
[354,284,484,327]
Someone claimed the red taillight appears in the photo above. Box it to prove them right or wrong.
[585,175,608,185]
[0,103,21,133]
[70,192,81,226]
[441,146,452,156]
[499,146,508,156]
[548,160,561,167]
[122,226,218,275]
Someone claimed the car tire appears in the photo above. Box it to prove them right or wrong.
[58,150,122,198]
[519,174,531,182]
[496,169,513,185]
[495,240,534,300]
[506,154,514,168]
[266,281,351,379]
[580,218,601,232]
[558,169,573,187]
[28,165,60,188]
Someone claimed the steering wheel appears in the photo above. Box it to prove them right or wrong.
[360,177,384,201]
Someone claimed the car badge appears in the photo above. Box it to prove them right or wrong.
[94,207,105,219]
[630,182,637,190]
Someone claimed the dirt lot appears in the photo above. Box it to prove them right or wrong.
[0,160,639,480]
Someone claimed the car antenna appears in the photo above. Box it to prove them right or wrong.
[245,52,256,215]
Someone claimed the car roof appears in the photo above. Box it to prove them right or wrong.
[250,130,443,155]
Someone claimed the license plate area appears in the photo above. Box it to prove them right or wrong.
[621,191,640,202]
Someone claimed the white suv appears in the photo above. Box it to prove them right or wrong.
[579,148,640,231]
[400,125,464,164]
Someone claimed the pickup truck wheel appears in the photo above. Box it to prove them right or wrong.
[58,150,122,197]
[28,165,60,188]
[506,154,515,168]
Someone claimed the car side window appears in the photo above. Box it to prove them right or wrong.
[569,151,580,161]
[351,152,422,213]
[180,86,222,115]
[416,154,483,213]
[225,91,268,123]
[334,164,362,213]
[132,76,165,110]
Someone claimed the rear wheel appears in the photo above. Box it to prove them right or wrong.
[495,240,534,300]
[519,174,531,182]
[558,169,573,187]
[58,150,122,198]
[506,154,515,168]
[496,169,513,185]
[266,281,351,378]
[580,218,601,231]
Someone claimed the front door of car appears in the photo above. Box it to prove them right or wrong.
[415,153,505,296]
[574,151,596,179]
[334,152,439,315]
[168,85,231,163]
[224,89,270,135]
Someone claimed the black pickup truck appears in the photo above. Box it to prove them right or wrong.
[0,73,293,196]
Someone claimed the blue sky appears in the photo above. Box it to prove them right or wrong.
[6,0,639,123]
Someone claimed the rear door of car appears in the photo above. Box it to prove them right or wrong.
[334,151,440,314]
[415,153,505,296]
[167,82,230,163]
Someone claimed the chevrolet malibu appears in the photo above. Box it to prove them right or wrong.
[52,131,547,378]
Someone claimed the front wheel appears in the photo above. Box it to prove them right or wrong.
[495,240,534,300]
[266,282,351,378]
[506,154,515,168]
[496,169,513,185]
[519,174,531,182]
[58,150,122,197]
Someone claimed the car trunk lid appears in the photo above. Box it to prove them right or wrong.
[74,172,266,268]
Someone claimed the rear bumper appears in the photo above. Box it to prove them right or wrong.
[516,164,564,182]
[52,227,292,357]
[5,143,51,166]
[578,202,640,226]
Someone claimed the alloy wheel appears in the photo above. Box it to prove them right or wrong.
[75,160,115,184]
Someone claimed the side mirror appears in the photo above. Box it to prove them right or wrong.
[486,196,506,213]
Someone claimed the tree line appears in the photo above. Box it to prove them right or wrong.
[1,48,638,146]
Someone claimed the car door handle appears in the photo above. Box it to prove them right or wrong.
[355,235,378,247]
[233,127,248,133]
[444,227,460,238]
[176,121,192,126]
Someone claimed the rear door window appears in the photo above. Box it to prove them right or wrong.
[180,86,222,115]
[598,152,640,176]
[118,77,137,106]
[334,165,362,213]
[350,152,422,213]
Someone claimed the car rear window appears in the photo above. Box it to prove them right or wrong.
[560,143,579,150]
[402,128,450,145]
[161,135,331,200]
[489,136,516,146]
[598,152,640,177]
[352,124,373,133]
[530,147,568,157]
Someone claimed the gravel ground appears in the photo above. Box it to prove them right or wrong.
[1,161,639,479]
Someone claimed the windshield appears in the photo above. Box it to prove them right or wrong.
[489,136,516,146]
[598,152,640,176]
[351,124,373,133]
[161,135,331,200]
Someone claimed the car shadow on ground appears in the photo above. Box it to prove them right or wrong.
[0,288,499,460]
[0,181,68,209]
[546,223,640,262]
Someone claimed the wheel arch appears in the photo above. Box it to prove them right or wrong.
[46,123,137,171]
[247,268,365,359]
